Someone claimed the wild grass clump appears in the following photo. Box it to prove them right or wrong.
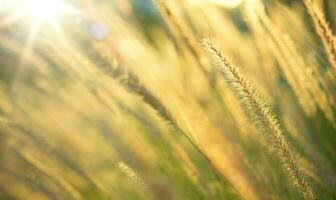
[0,0,335,199]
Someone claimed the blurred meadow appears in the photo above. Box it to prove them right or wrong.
[0,0,335,199]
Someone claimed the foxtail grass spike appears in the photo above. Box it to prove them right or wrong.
[202,38,315,200]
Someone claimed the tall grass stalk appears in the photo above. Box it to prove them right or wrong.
[117,162,150,194]
[246,0,316,116]
[202,38,315,200]
[85,45,226,184]
[13,148,83,200]
[153,0,243,132]
[304,0,336,75]
[154,0,209,77]
[0,115,108,196]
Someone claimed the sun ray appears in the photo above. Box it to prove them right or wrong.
[1,0,81,91]
[0,12,26,29]
[11,20,41,92]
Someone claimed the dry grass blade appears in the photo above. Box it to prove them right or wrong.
[154,0,209,77]
[304,0,336,75]
[202,38,315,200]
[86,47,226,184]
[0,115,108,196]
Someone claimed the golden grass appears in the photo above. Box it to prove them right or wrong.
[304,0,336,75]
[202,38,315,200]
[0,0,335,199]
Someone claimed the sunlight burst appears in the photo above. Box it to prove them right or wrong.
[21,0,69,23]
[22,0,66,22]
[0,0,80,82]
[0,0,77,27]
